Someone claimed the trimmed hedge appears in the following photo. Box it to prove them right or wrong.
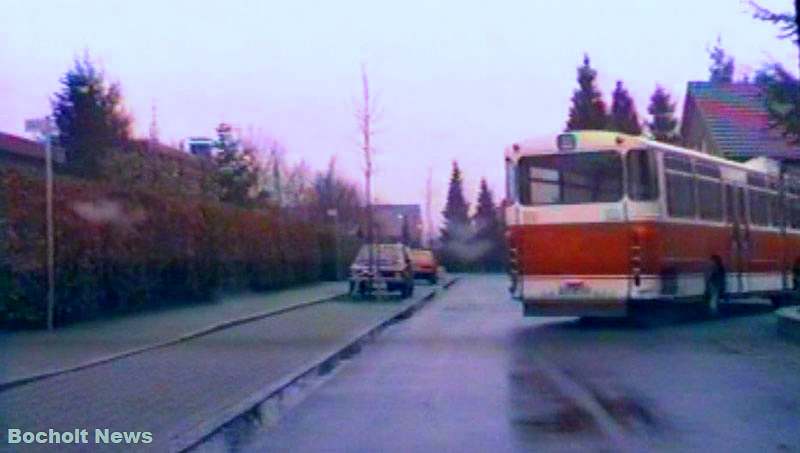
[0,169,329,328]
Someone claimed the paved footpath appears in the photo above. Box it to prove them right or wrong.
[0,282,343,387]
[0,281,448,452]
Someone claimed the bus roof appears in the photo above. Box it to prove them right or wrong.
[504,130,780,177]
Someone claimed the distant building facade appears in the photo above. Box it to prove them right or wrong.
[369,204,423,247]
[0,131,65,174]
[680,81,800,171]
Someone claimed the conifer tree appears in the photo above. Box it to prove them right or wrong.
[566,54,608,131]
[609,81,642,135]
[750,2,800,144]
[708,38,735,83]
[52,54,131,177]
[214,124,260,206]
[646,86,681,144]
[440,161,471,271]
[473,178,504,271]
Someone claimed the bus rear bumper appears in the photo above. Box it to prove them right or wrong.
[522,299,628,317]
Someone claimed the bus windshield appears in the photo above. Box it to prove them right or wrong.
[518,151,623,205]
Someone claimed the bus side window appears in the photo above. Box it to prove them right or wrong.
[769,193,781,227]
[792,197,800,229]
[749,190,770,226]
[627,149,658,200]
[666,172,696,218]
[698,179,723,221]
[506,158,518,204]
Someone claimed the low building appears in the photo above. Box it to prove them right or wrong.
[369,204,423,247]
[0,131,65,174]
[680,81,800,171]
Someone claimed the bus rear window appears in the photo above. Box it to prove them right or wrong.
[627,149,659,201]
[518,151,623,206]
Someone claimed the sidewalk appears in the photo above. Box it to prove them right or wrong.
[0,280,453,452]
[0,281,344,387]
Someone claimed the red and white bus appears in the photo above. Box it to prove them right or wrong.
[504,130,800,318]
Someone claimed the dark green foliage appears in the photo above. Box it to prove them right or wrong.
[52,55,131,177]
[439,161,471,271]
[0,169,325,328]
[566,55,608,131]
[755,64,800,145]
[608,81,642,135]
[472,179,506,271]
[750,1,799,144]
[750,1,798,47]
[708,38,735,83]
[647,86,681,144]
[214,129,260,206]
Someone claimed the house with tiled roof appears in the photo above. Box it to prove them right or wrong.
[0,131,65,173]
[680,82,800,169]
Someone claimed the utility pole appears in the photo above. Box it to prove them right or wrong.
[359,65,375,290]
[425,167,434,249]
[25,116,56,330]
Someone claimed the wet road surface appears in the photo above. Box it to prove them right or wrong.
[246,274,800,453]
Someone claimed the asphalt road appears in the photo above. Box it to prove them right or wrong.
[0,291,436,453]
[247,274,800,453]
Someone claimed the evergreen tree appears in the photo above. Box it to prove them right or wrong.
[214,124,260,206]
[608,81,642,135]
[750,1,799,77]
[473,178,504,271]
[646,86,681,144]
[755,65,800,145]
[440,161,471,271]
[708,38,735,83]
[52,54,131,177]
[566,54,608,131]
[750,2,800,144]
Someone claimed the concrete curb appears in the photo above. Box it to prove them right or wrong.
[0,294,341,392]
[776,306,800,343]
[174,276,460,453]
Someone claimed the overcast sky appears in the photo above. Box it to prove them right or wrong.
[1,0,798,225]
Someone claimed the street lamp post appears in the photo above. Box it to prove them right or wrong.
[327,208,340,280]
[25,116,56,330]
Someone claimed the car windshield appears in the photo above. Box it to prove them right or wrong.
[355,246,403,266]
[518,151,623,205]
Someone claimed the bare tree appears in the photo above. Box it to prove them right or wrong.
[356,64,380,284]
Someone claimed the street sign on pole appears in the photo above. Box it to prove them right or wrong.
[25,118,54,134]
[25,116,56,330]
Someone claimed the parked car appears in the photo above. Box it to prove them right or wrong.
[349,243,415,298]
[410,249,438,284]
